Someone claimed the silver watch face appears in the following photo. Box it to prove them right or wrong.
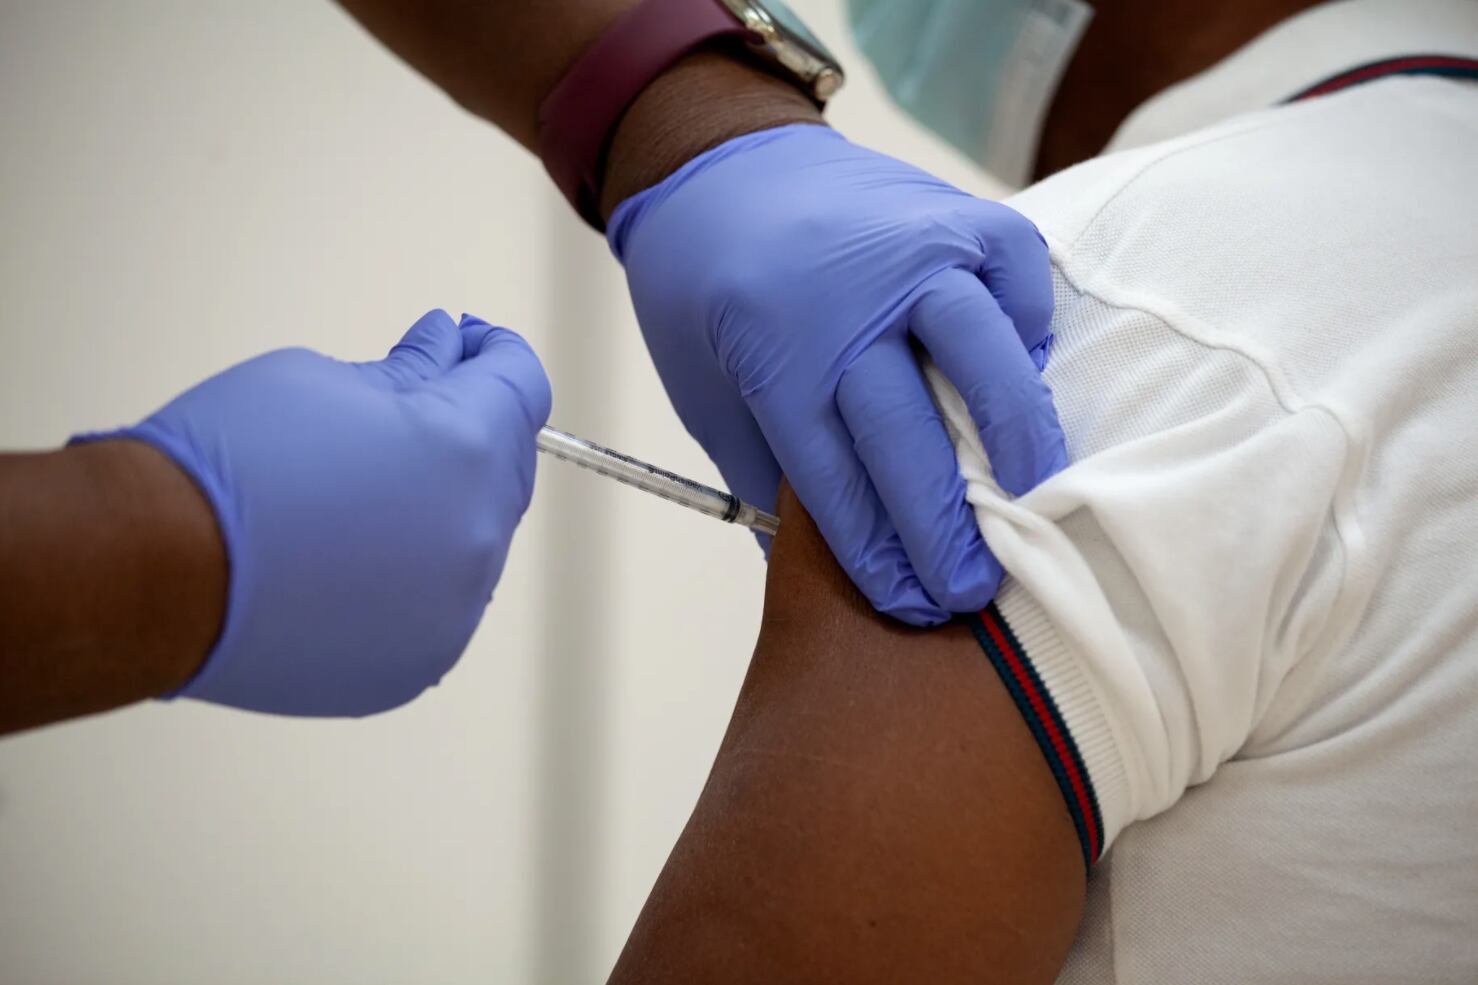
[731,0,846,102]
[758,0,839,66]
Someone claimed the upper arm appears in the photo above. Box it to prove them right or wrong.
[608,484,1085,985]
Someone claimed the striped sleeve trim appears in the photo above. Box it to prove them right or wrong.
[964,595,1109,869]
[1285,54,1478,102]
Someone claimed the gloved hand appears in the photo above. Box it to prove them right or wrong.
[76,310,551,716]
[608,124,1067,625]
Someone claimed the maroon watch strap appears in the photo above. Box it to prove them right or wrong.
[537,0,756,230]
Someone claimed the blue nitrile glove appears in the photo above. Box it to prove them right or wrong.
[75,310,551,716]
[607,124,1067,626]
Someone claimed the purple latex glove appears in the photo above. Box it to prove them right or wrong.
[75,310,551,716]
[608,124,1066,625]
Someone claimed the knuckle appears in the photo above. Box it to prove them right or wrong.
[985,200,1042,239]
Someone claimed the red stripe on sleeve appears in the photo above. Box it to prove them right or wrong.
[1297,55,1478,99]
[982,611,1102,861]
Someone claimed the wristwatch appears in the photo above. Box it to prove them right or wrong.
[714,0,845,104]
[537,0,845,229]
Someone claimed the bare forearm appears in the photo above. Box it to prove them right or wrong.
[335,0,643,148]
[334,1,823,218]
[599,47,822,220]
[609,487,1083,983]
[0,441,225,735]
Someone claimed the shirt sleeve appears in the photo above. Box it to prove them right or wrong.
[923,331,1356,864]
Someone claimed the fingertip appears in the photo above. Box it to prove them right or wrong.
[458,318,507,358]
[989,384,1069,494]
[472,328,553,428]
[523,361,554,428]
[836,522,952,627]
[876,590,951,627]
[1049,437,1071,476]
[967,205,1056,349]
[834,336,999,617]
[988,429,1066,496]
[1030,333,1054,372]
[433,321,554,433]
[1011,283,1056,352]
[401,308,460,351]
[848,538,954,626]
[909,270,1066,497]
[928,539,1005,613]
[421,308,457,328]
[987,262,1054,353]
[457,319,535,356]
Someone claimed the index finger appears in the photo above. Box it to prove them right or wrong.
[440,317,554,436]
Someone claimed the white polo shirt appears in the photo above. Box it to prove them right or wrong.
[927,2,1478,981]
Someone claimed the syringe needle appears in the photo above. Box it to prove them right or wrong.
[535,426,780,536]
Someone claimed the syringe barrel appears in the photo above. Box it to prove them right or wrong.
[535,427,776,533]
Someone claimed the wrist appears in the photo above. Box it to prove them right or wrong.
[73,439,226,696]
[0,440,225,733]
[598,44,825,222]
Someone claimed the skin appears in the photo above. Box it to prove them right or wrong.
[0,0,1322,734]
[331,1,824,222]
[0,441,224,735]
[1036,0,1323,177]
[602,1,1325,979]
[0,1,821,736]
[608,484,1084,985]
[334,0,1323,190]
[0,17,1328,979]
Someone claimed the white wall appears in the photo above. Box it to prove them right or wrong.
[0,2,1002,982]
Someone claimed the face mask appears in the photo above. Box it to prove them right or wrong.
[848,0,1092,187]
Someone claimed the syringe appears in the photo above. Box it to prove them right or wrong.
[536,426,780,536]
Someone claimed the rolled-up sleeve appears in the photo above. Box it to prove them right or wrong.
[924,313,1359,864]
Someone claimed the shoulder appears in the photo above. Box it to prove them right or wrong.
[1006,76,1477,438]
[1016,75,1478,269]
[1011,76,1478,310]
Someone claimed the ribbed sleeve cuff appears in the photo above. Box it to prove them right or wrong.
[965,579,1130,867]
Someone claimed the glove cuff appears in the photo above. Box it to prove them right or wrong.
[604,121,839,263]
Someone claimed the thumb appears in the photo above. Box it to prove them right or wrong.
[366,309,464,388]
[438,315,554,437]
